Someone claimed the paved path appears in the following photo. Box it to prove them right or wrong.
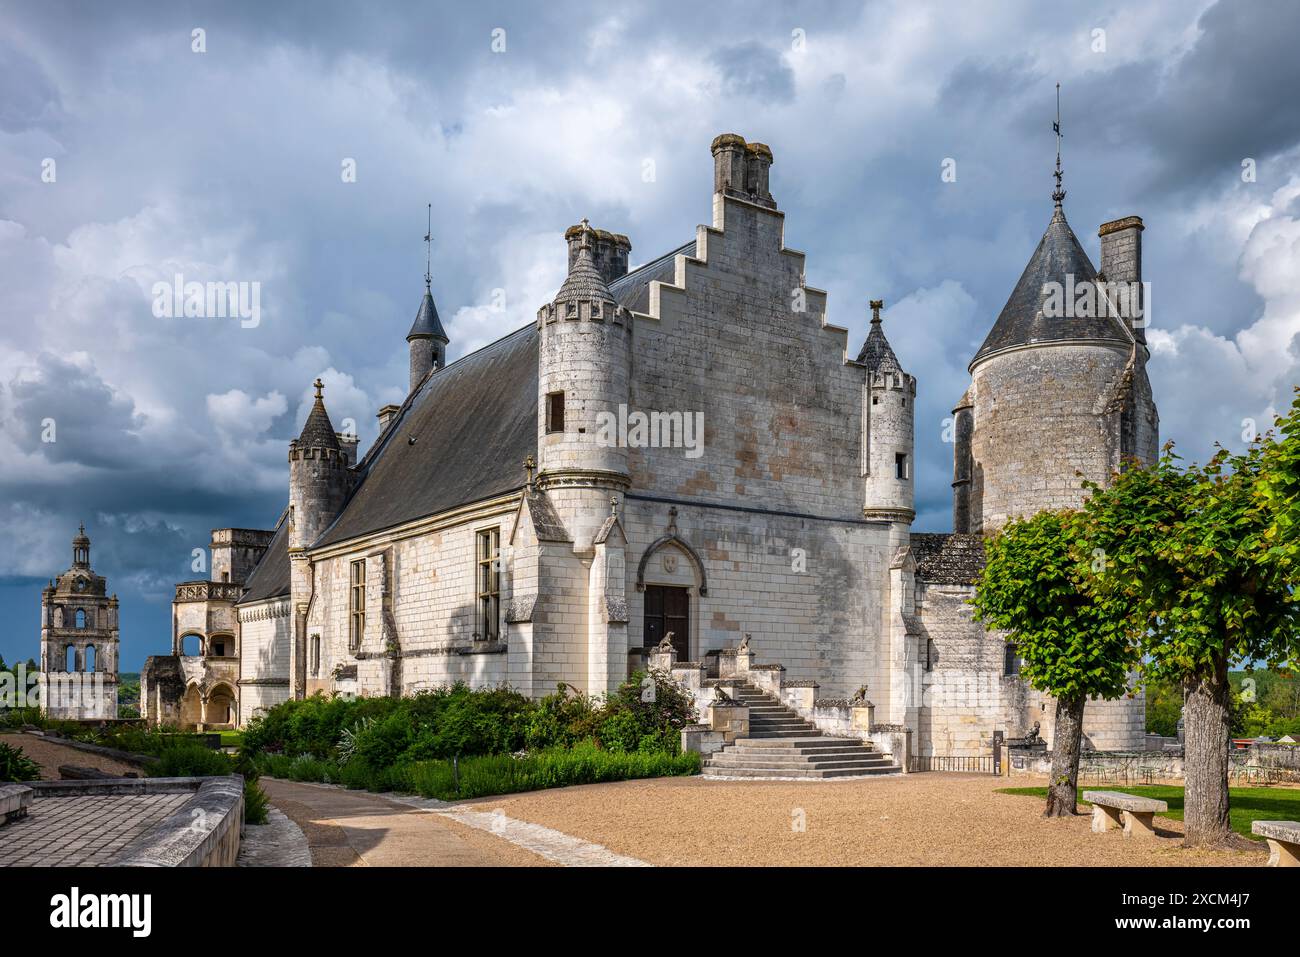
[261,778,555,867]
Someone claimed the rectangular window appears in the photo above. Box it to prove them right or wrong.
[310,634,321,676]
[477,528,501,641]
[349,560,366,650]
[895,452,909,480]
[1003,642,1020,677]
[546,391,565,433]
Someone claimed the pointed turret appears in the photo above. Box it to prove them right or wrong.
[407,205,450,392]
[535,219,632,550]
[288,379,352,553]
[860,300,915,525]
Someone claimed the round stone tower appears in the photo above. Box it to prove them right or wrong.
[859,300,916,526]
[407,282,448,394]
[288,379,352,553]
[536,220,632,549]
[967,202,1136,533]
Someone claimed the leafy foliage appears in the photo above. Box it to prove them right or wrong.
[972,509,1138,701]
[0,740,42,782]
[1081,445,1299,685]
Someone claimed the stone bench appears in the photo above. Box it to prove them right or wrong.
[1083,790,1168,840]
[1252,821,1300,868]
[0,784,34,824]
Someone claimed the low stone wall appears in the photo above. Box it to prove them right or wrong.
[1008,744,1300,783]
[21,730,160,768]
[32,775,244,867]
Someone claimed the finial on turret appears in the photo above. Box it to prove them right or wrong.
[524,454,536,488]
[869,299,884,324]
[610,495,619,517]
[1052,82,1066,208]
[313,378,324,399]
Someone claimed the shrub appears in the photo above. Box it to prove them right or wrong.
[0,741,41,782]
[148,744,234,778]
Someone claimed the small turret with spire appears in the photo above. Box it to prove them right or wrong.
[858,300,916,526]
[407,203,449,393]
[288,378,353,554]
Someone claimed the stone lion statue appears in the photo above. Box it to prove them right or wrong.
[655,633,676,653]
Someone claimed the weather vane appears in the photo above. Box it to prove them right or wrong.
[424,202,433,290]
[1052,82,1066,207]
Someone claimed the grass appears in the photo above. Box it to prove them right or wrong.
[219,731,243,748]
[257,741,701,801]
[998,784,1300,840]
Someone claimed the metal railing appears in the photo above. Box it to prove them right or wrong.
[911,754,994,773]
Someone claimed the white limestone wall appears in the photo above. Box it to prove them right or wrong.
[969,343,1131,533]
[916,580,1146,757]
[628,196,866,520]
[237,598,291,722]
[621,499,892,699]
[306,504,515,700]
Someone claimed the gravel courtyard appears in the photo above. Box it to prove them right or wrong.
[466,772,1267,867]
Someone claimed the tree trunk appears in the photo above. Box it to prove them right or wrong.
[1182,657,1237,848]
[1044,694,1085,817]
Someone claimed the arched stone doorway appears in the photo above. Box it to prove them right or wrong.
[204,684,236,728]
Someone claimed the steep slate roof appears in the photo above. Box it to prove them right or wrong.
[911,532,986,585]
[238,239,695,575]
[970,205,1131,369]
[315,323,539,548]
[856,316,902,373]
[407,287,448,342]
[608,241,695,313]
[298,384,342,451]
[237,517,290,604]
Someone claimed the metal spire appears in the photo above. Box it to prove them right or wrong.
[1052,83,1066,207]
[423,203,433,291]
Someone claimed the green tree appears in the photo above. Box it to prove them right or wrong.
[1082,444,1299,848]
[972,510,1138,816]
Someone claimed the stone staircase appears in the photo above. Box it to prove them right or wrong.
[702,683,900,779]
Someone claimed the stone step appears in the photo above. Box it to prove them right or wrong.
[706,754,895,771]
[744,730,826,739]
[728,745,885,759]
[701,764,898,779]
[735,736,863,750]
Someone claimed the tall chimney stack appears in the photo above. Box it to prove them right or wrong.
[1099,215,1145,345]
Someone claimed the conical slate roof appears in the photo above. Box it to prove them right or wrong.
[407,287,448,342]
[297,380,340,451]
[970,205,1131,369]
[555,227,615,304]
[857,315,902,374]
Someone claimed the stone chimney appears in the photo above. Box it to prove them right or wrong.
[336,431,359,468]
[566,224,630,286]
[1099,215,1145,345]
[710,133,776,209]
[376,404,400,435]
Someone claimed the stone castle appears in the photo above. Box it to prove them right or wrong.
[137,132,1155,757]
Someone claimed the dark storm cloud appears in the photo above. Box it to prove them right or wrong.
[4,353,145,468]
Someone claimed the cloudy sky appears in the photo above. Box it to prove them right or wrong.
[2,0,1299,671]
